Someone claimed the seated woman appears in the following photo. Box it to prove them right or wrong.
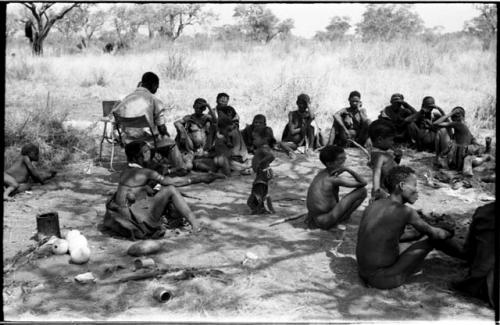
[282,93,322,152]
[174,98,216,170]
[214,92,248,164]
[103,142,203,240]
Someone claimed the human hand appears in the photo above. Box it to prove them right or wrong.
[433,227,452,240]
[191,221,203,233]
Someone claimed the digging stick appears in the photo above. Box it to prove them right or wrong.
[347,139,370,160]
[269,212,307,227]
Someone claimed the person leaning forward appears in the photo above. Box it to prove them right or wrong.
[112,72,186,173]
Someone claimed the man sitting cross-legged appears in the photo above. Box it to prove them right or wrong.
[356,166,456,290]
[306,145,368,230]
[328,90,370,148]
[103,142,206,240]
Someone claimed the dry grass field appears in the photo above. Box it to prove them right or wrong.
[3,36,496,321]
[5,37,496,160]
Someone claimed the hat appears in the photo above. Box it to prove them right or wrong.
[297,93,311,105]
[422,96,437,108]
[390,93,404,103]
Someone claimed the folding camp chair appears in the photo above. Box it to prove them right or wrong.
[112,113,159,170]
[98,100,121,169]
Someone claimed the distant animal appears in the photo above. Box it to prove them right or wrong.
[103,42,114,53]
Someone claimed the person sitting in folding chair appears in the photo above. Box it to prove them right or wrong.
[112,72,187,175]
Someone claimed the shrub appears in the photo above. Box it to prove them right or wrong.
[159,53,194,80]
[6,57,35,81]
[4,93,98,169]
[80,68,108,87]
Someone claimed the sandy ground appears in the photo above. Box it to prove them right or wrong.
[2,145,495,322]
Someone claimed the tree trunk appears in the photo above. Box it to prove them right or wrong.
[32,33,44,55]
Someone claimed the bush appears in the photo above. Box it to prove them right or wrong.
[4,93,97,169]
[159,53,194,80]
[80,68,108,87]
[6,57,35,81]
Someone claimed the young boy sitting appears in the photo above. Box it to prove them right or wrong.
[103,142,203,240]
[306,145,367,230]
[242,114,296,158]
[368,119,402,201]
[433,106,491,176]
[356,166,455,290]
[4,143,57,200]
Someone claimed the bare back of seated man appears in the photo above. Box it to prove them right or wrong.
[306,145,367,229]
[356,166,455,290]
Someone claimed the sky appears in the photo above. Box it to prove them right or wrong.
[203,3,480,38]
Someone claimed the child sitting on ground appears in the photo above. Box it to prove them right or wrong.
[247,146,276,214]
[356,166,456,290]
[433,106,491,176]
[103,142,204,240]
[242,114,296,159]
[368,119,402,201]
[306,145,367,230]
[4,143,57,201]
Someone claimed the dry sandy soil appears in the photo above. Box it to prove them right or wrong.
[2,144,496,322]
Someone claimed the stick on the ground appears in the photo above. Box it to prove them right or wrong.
[180,191,201,200]
[269,212,307,227]
[347,139,370,160]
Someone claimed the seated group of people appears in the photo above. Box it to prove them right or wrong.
[306,142,495,306]
[3,71,495,308]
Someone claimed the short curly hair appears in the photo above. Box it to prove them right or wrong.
[21,143,39,157]
[368,119,396,141]
[386,165,415,193]
[319,145,345,166]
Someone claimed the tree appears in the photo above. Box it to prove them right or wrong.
[54,4,89,40]
[156,4,213,41]
[22,3,79,55]
[111,5,143,46]
[463,4,497,50]
[315,16,351,41]
[213,24,245,41]
[356,4,424,41]
[233,4,295,43]
[6,10,22,39]
[81,9,106,43]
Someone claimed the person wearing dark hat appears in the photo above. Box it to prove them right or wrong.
[378,93,418,145]
[407,96,446,151]
[328,90,371,148]
[281,93,319,152]
[112,72,187,173]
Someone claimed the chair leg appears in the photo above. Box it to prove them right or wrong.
[99,139,105,166]
[110,144,116,172]
[99,122,109,166]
